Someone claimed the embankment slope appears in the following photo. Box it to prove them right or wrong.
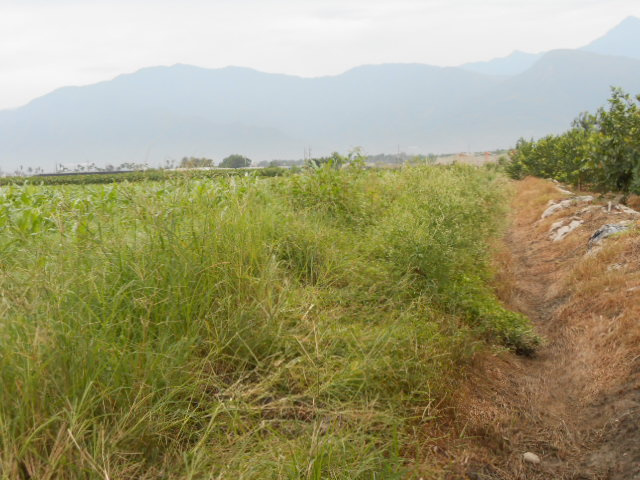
[447,177,640,479]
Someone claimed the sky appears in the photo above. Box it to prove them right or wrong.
[1,0,640,110]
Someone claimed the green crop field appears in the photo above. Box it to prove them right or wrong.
[0,166,290,187]
[0,163,536,479]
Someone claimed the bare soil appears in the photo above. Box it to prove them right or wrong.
[443,178,640,480]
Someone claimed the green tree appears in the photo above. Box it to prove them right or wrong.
[507,88,640,193]
[587,88,640,192]
[219,154,252,168]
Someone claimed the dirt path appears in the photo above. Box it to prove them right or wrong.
[446,178,640,480]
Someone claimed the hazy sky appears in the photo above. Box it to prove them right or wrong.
[1,0,639,109]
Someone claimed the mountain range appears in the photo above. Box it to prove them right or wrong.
[461,16,640,76]
[1,16,640,171]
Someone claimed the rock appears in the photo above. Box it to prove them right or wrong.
[549,220,565,234]
[557,187,573,195]
[523,452,541,464]
[542,203,566,219]
[614,204,640,215]
[588,222,633,247]
[551,220,583,242]
[542,202,563,218]
[541,196,594,219]
[580,206,599,214]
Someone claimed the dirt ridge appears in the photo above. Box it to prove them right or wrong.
[447,178,640,480]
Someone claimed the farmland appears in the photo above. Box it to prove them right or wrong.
[0,164,536,479]
[0,166,289,187]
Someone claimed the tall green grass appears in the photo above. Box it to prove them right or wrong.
[0,165,536,479]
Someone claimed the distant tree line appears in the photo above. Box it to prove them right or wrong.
[179,155,252,169]
[56,162,150,174]
[179,157,214,168]
[366,153,438,165]
[41,155,254,176]
[4,149,452,178]
[256,159,305,168]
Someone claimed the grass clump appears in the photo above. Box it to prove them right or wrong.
[0,165,536,479]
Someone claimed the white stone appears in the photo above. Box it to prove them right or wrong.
[523,452,541,464]
[549,220,565,234]
[541,196,594,219]
[615,204,640,215]
[551,220,583,242]
[541,203,564,219]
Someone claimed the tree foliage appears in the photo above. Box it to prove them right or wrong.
[219,154,252,168]
[507,88,640,193]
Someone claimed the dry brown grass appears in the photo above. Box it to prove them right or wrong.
[560,232,640,401]
[627,194,640,210]
[432,177,640,480]
[510,177,563,226]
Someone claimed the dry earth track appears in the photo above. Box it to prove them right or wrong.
[442,178,640,480]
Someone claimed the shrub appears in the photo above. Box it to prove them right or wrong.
[507,88,640,193]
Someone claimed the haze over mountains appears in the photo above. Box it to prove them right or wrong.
[2,16,640,171]
[461,16,640,76]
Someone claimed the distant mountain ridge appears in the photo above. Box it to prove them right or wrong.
[461,16,640,76]
[582,16,640,59]
[1,16,640,171]
[460,51,544,76]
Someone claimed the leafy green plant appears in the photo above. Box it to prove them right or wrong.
[507,88,640,193]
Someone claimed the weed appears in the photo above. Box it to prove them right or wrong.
[0,164,534,478]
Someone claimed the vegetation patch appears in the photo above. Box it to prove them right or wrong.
[0,166,290,187]
[506,88,640,194]
[0,164,536,478]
